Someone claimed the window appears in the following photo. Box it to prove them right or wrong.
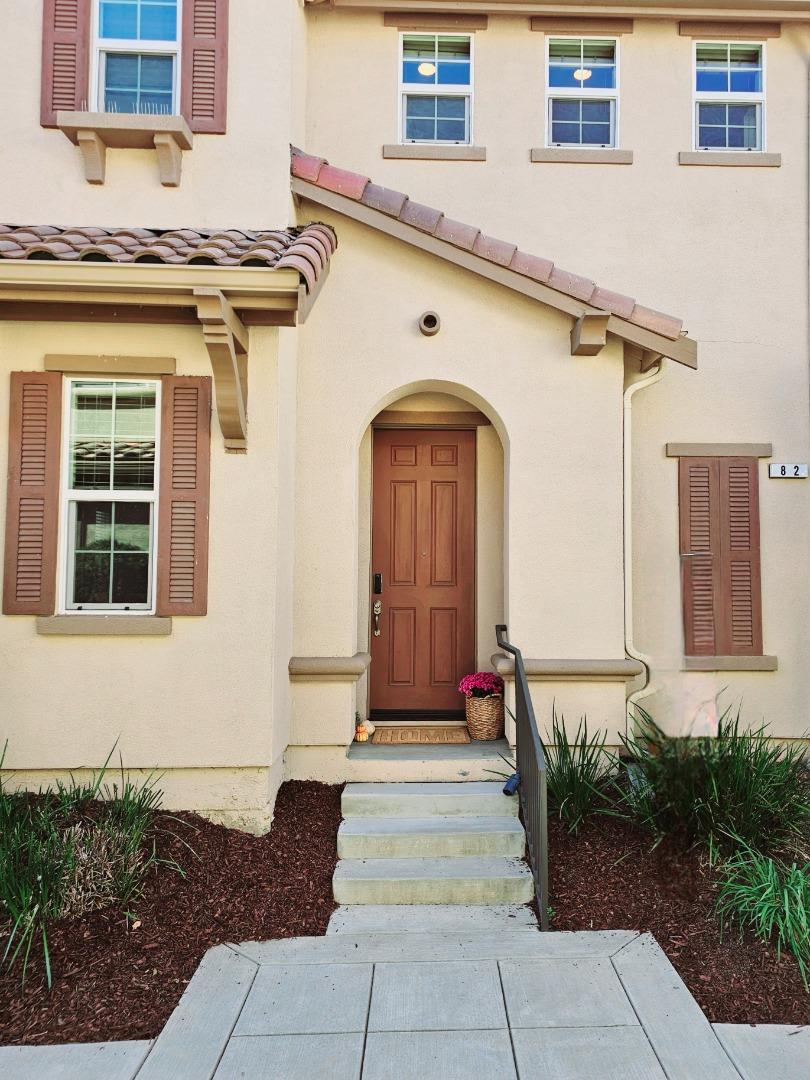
[61,380,159,612]
[546,38,618,148]
[93,0,180,115]
[400,34,472,144]
[694,42,764,151]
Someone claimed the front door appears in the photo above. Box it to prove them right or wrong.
[370,428,476,714]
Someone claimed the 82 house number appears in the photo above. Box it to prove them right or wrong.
[768,463,808,478]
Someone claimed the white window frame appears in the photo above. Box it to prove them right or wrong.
[90,0,182,115]
[58,377,161,615]
[398,31,474,146]
[692,40,766,152]
[545,35,620,149]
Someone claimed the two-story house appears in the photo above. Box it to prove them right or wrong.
[1,0,807,830]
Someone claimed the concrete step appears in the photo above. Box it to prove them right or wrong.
[332,856,534,905]
[341,782,519,819]
[327,904,538,934]
[337,816,525,859]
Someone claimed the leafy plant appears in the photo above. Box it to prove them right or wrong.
[617,707,810,856]
[545,707,616,834]
[0,746,179,987]
[715,845,810,987]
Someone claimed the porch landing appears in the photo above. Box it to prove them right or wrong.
[286,739,513,783]
[7,932,806,1080]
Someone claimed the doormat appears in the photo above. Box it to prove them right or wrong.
[372,726,470,745]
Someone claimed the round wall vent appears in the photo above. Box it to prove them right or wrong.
[418,311,441,337]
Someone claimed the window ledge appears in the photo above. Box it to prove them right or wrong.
[678,151,781,168]
[36,616,172,637]
[383,144,486,161]
[531,148,633,165]
[56,111,193,186]
[683,655,778,672]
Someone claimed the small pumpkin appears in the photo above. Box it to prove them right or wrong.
[355,723,369,743]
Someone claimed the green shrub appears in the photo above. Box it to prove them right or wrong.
[0,747,173,987]
[715,846,809,987]
[545,707,616,835]
[618,707,810,855]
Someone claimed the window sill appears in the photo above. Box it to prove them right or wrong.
[56,111,193,186]
[36,616,172,637]
[678,151,781,168]
[530,148,633,165]
[683,655,778,672]
[383,144,486,161]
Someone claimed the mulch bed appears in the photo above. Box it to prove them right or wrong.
[0,780,343,1046]
[548,814,810,1026]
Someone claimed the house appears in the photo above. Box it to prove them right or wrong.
[1,0,807,831]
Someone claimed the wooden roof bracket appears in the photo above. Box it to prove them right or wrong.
[571,312,609,355]
[194,287,249,449]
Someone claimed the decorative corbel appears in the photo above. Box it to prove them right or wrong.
[624,341,663,372]
[194,288,249,449]
[570,313,609,356]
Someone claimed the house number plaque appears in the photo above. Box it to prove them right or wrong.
[768,463,808,478]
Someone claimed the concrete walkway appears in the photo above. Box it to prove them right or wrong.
[4,930,808,1079]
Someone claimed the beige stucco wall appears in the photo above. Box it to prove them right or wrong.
[287,211,629,756]
[305,11,810,739]
[0,320,291,830]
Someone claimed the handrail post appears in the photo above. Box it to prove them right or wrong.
[496,624,549,931]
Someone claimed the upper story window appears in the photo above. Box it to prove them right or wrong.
[93,0,180,115]
[400,34,472,145]
[546,37,618,148]
[61,379,159,612]
[694,42,764,151]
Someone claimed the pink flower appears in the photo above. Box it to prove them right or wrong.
[458,672,504,699]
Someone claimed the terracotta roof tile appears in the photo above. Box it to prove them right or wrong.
[361,183,408,218]
[0,222,337,293]
[289,146,686,342]
[400,200,444,234]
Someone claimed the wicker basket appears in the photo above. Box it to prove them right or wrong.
[465,694,504,741]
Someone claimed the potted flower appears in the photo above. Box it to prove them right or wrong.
[458,672,505,741]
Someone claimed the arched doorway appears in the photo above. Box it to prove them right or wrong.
[357,389,505,722]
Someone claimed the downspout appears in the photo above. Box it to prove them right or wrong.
[623,359,665,722]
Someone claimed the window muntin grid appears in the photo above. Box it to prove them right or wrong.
[545,36,619,148]
[400,33,472,144]
[93,0,180,114]
[62,379,159,612]
[693,41,765,152]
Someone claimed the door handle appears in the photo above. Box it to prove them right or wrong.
[373,600,382,636]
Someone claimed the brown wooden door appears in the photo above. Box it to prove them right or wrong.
[370,429,476,714]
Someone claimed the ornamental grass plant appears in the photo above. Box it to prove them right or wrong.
[617,707,810,857]
[0,746,180,987]
[544,707,616,835]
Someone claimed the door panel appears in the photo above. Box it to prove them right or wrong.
[370,429,475,713]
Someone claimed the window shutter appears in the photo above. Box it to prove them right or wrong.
[679,456,762,656]
[3,372,62,615]
[180,0,229,133]
[156,376,211,616]
[719,458,762,655]
[40,0,91,127]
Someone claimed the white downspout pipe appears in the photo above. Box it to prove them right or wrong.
[623,359,665,723]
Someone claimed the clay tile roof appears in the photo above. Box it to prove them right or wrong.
[289,146,685,342]
[0,222,337,293]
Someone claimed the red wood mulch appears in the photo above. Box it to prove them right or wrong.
[0,780,343,1046]
[548,814,810,1026]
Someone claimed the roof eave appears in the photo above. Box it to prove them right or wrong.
[307,0,810,21]
[292,176,697,368]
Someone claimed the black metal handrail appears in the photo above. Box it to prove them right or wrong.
[496,624,549,931]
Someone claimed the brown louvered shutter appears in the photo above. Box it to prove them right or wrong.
[180,0,229,134]
[3,372,62,615]
[40,0,91,127]
[679,457,762,656]
[156,377,211,616]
